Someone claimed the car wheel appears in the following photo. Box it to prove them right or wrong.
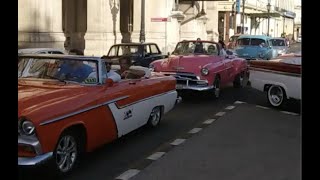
[212,76,220,99]
[147,106,162,128]
[233,72,245,88]
[53,130,80,176]
[267,85,286,108]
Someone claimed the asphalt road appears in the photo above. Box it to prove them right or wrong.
[19,45,301,180]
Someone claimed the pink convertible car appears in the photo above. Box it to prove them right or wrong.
[150,40,249,98]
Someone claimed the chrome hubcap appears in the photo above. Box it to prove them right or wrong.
[150,108,161,126]
[268,86,283,106]
[56,135,77,173]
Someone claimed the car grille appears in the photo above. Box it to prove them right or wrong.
[163,72,208,87]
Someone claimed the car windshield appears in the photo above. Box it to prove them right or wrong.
[237,38,266,46]
[108,45,140,56]
[270,39,286,46]
[172,41,219,55]
[18,58,98,84]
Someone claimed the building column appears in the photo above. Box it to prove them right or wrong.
[225,12,230,42]
[18,0,65,49]
[84,0,115,56]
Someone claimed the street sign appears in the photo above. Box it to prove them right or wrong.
[151,17,171,22]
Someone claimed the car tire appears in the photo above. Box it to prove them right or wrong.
[147,106,162,128]
[233,72,245,88]
[212,76,220,99]
[267,85,287,108]
[51,130,82,176]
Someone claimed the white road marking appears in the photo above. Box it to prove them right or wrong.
[280,111,300,116]
[225,105,236,110]
[188,128,202,134]
[215,112,226,116]
[234,101,245,104]
[170,139,186,146]
[256,105,270,109]
[115,169,140,180]
[203,119,216,124]
[147,152,166,161]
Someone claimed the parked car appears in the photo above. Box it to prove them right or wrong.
[226,34,242,49]
[18,48,65,55]
[150,40,249,98]
[235,35,278,60]
[270,37,289,56]
[18,54,180,175]
[106,42,168,67]
[248,53,301,108]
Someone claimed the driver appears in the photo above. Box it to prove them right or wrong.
[55,60,93,82]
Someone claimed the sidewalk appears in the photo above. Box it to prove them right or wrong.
[124,103,301,180]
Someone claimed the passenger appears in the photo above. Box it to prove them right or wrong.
[207,45,217,55]
[118,56,145,79]
[100,55,121,82]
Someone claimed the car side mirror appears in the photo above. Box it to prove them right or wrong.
[105,78,114,87]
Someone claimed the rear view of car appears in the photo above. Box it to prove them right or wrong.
[270,38,288,56]
[235,35,276,60]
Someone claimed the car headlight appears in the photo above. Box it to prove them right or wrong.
[201,68,209,76]
[18,119,35,136]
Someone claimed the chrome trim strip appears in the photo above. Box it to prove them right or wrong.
[249,67,301,77]
[18,152,53,166]
[40,96,129,126]
[115,90,177,109]
[18,136,42,154]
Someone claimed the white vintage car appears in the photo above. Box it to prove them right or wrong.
[248,53,301,107]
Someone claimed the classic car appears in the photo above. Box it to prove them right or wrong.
[18,48,65,55]
[18,54,180,175]
[149,40,249,98]
[226,33,242,49]
[235,35,278,60]
[106,42,168,67]
[270,37,288,56]
[248,53,301,108]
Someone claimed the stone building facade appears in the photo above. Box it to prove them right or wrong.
[18,0,300,56]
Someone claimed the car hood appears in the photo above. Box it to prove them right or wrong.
[155,55,219,74]
[18,81,101,125]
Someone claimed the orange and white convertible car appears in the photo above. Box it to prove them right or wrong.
[18,54,180,175]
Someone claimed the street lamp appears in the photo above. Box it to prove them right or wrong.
[267,1,271,36]
[139,0,145,43]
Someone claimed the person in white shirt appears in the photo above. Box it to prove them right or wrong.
[101,56,121,82]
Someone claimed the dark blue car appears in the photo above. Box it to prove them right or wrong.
[235,35,278,60]
[106,42,168,67]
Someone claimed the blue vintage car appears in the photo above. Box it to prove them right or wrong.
[234,35,278,60]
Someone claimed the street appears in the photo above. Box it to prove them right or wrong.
[19,44,301,180]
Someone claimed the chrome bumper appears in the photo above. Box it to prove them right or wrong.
[18,152,53,166]
[176,84,214,91]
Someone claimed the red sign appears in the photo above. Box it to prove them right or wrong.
[151,17,170,22]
